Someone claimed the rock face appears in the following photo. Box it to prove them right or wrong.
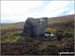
[22,17,48,36]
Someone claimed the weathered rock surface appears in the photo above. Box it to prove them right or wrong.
[22,17,48,36]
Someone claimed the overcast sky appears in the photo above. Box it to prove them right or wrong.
[1,1,74,23]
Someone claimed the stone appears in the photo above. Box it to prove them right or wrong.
[22,17,48,37]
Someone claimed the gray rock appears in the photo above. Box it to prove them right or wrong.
[22,17,48,36]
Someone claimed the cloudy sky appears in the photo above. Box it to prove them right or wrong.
[1,1,74,23]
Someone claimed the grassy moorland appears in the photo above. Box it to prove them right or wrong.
[1,15,74,55]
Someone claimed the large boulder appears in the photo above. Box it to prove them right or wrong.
[22,17,48,37]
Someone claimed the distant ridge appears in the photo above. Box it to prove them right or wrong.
[48,14,74,21]
[1,14,74,25]
[1,14,74,31]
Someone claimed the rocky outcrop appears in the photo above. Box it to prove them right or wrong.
[22,17,48,36]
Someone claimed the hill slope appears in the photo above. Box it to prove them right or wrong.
[1,14,74,55]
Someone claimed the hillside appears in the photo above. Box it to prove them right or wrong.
[48,14,74,20]
[1,14,74,55]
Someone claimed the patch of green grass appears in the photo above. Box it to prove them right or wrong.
[1,31,22,43]
[4,36,21,43]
